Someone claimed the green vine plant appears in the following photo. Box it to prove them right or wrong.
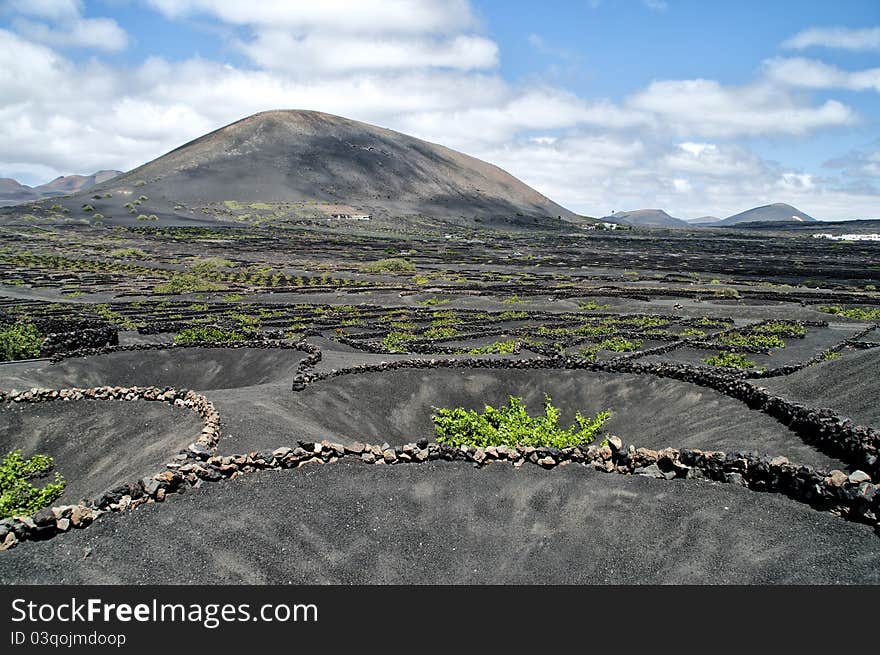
[432,395,611,449]
[0,450,66,519]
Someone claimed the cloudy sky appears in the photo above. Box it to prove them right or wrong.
[1,0,878,220]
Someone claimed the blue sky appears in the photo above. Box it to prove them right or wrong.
[1,0,878,219]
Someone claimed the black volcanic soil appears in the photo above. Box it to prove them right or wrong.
[760,348,880,429]
[0,347,306,391]
[218,366,842,470]
[1,461,877,584]
[0,399,201,504]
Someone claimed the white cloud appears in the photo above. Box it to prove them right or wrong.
[12,16,129,51]
[145,0,478,34]
[237,31,497,74]
[672,178,691,193]
[3,0,81,20]
[764,57,880,92]
[783,26,880,51]
[3,0,128,51]
[644,0,669,13]
[628,79,855,136]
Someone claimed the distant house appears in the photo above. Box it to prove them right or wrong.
[583,221,622,231]
[330,213,371,220]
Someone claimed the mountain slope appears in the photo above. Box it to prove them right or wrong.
[35,170,121,196]
[0,171,121,207]
[0,178,39,206]
[603,209,690,228]
[75,110,579,229]
[719,203,816,225]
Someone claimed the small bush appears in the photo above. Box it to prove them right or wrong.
[0,322,42,361]
[578,337,641,361]
[189,257,234,272]
[109,247,147,259]
[578,300,610,311]
[173,325,247,345]
[468,340,518,354]
[599,336,642,352]
[424,326,458,339]
[818,305,880,321]
[432,395,611,449]
[754,321,806,337]
[715,332,784,349]
[821,350,842,361]
[703,351,757,369]
[0,450,66,519]
[382,331,418,352]
[418,297,450,307]
[154,273,225,294]
[361,258,416,273]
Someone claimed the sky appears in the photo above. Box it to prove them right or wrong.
[0,1,878,220]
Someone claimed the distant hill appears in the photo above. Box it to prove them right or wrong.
[0,170,121,207]
[717,203,816,225]
[602,209,690,228]
[0,178,38,206]
[61,110,580,230]
[686,215,721,224]
[35,171,122,196]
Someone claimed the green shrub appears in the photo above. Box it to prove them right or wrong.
[578,300,610,311]
[0,450,66,519]
[0,322,42,361]
[430,310,457,325]
[361,258,416,273]
[681,328,706,337]
[154,273,225,294]
[821,350,842,361]
[468,340,518,354]
[432,395,611,449]
[108,248,147,259]
[715,332,784,349]
[424,326,458,339]
[818,305,880,320]
[498,311,528,320]
[694,317,731,328]
[754,321,806,337]
[189,257,234,272]
[599,336,642,352]
[418,297,450,306]
[382,331,418,352]
[173,325,247,344]
[703,351,757,369]
[578,337,641,361]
